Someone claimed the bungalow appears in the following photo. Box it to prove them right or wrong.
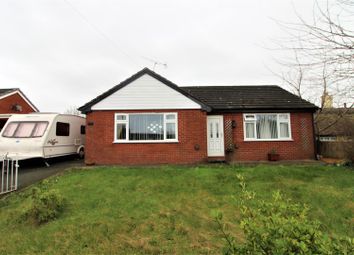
[78,68,318,165]
[0,88,39,131]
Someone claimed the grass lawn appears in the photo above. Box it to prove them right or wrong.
[0,164,353,254]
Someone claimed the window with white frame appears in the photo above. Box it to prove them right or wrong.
[244,113,291,140]
[114,113,178,142]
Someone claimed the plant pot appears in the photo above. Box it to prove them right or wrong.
[268,153,280,161]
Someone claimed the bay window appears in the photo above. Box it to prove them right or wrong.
[114,113,178,142]
[244,113,291,141]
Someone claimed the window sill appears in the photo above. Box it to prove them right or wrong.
[244,139,294,142]
[113,140,179,144]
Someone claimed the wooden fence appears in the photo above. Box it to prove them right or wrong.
[318,141,354,160]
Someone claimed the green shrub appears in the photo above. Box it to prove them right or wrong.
[215,174,354,255]
[27,187,65,224]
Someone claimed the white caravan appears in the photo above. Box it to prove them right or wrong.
[0,113,85,160]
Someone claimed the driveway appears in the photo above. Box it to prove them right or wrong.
[17,156,84,189]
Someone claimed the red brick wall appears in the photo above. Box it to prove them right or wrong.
[223,112,315,161]
[85,110,315,165]
[85,109,208,165]
[0,93,36,114]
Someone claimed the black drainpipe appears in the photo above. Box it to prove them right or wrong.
[311,112,318,160]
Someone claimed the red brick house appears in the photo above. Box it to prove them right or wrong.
[0,88,39,131]
[79,68,318,165]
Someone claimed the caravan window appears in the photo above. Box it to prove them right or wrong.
[80,125,86,135]
[56,122,70,136]
[32,122,49,137]
[15,123,36,137]
[2,121,48,138]
[2,122,18,137]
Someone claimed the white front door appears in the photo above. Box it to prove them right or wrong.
[207,116,225,157]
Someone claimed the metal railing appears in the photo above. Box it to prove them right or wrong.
[1,155,19,195]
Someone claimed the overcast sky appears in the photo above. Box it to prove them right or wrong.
[0,0,319,112]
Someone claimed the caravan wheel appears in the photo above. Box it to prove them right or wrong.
[78,148,85,159]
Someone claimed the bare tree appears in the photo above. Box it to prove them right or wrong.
[314,62,353,135]
[273,0,354,158]
[270,50,305,98]
[275,0,354,106]
[64,106,82,116]
[292,0,354,80]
